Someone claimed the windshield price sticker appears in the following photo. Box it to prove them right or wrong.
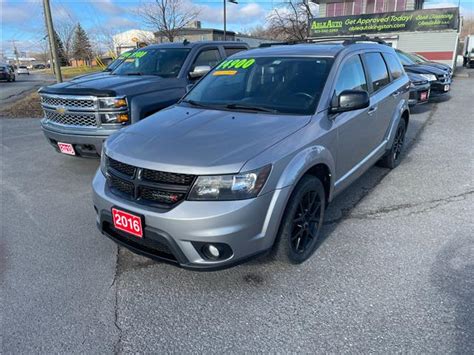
[213,58,255,76]
[217,58,255,70]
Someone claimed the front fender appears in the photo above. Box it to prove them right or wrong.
[129,88,186,122]
[275,145,336,202]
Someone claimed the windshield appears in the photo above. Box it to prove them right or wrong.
[182,56,333,115]
[396,51,417,66]
[112,48,190,77]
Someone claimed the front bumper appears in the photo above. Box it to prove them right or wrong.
[430,78,452,96]
[408,84,430,106]
[92,171,291,270]
[41,120,118,157]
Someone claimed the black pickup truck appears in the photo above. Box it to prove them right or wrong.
[39,41,248,157]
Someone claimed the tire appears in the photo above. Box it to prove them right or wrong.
[378,119,406,169]
[274,175,326,264]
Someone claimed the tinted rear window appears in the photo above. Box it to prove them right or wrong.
[383,53,404,79]
[364,53,390,92]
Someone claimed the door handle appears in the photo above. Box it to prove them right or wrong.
[368,106,378,116]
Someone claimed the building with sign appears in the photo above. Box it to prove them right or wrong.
[113,29,155,54]
[310,0,461,67]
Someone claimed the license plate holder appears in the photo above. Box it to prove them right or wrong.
[112,207,144,238]
[444,84,450,92]
[57,142,76,156]
[420,91,428,101]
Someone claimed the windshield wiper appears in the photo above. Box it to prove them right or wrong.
[181,99,210,108]
[225,103,277,113]
[124,72,143,76]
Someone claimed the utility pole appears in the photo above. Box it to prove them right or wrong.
[8,40,20,66]
[43,0,62,82]
[223,0,238,41]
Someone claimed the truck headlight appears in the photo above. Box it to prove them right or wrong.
[419,73,436,82]
[188,165,272,201]
[98,97,128,109]
[100,112,129,123]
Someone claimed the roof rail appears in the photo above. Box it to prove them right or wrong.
[307,35,388,45]
[258,35,388,48]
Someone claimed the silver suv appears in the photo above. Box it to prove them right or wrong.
[92,41,410,270]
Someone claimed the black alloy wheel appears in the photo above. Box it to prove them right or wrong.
[378,119,407,169]
[275,175,326,264]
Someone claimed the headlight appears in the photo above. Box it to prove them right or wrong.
[419,73,436,82]
[188,165,272,201]
[98,96,127,109]
[100,112,129,123]
[100,148,108,176]
[409,82,415,88]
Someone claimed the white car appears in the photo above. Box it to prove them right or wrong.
[17,66,29,75]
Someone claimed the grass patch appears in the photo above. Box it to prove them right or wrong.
[0,92,43,118]
[36,65,103,79]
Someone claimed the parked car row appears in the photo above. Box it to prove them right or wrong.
[395,49,452,106]
[0,64,32,82]
[38,37,448,270]
[0,63,16,82]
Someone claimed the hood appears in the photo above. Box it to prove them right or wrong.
[106,105,310,175]
[39,74,183,97]
[420,62,451,72]
[403,64,445,75]
[70,71,111,81]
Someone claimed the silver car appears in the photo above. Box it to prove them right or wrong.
[92,40,410,270]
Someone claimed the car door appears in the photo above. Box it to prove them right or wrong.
[361,52,394,147]
[333,54,374,180]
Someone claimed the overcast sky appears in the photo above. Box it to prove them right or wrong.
[1,0,473,56]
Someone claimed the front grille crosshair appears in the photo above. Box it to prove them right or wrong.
[106,156,196,209]
[108,157,136,177]
[44,109,97,127]
[108,174,134,196]
[41,96,95,109]
[142,169,195,185]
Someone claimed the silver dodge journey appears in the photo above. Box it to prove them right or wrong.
[93,39,410,270]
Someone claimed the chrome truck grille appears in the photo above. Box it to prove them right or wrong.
[44,109,97,127]
[40,94,98,128]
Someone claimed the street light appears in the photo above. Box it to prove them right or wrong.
[224,0,238,41]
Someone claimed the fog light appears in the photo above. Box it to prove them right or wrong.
[207,245,220,259]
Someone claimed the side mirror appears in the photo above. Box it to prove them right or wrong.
[189,65,211,79]
[330,90,370,114]
[185,84,194,93]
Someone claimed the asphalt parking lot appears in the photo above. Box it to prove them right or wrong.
[1,76,473,353]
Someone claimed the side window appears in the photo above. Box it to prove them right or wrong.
[334,55,368,96]
[383,52,404,79]
[192,49,221,70]
[364,52,390,92]
[224,47,247,57]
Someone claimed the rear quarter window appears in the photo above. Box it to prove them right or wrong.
[364,52,390,92]
[383,52,404,80]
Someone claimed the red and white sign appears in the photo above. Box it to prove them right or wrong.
[57,142,76,156]
[112,208,143,238]
[420,91,428,101]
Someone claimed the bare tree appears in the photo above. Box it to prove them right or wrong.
[268,0,315,41]
[56,20,76,63]
[137,0,201,42]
